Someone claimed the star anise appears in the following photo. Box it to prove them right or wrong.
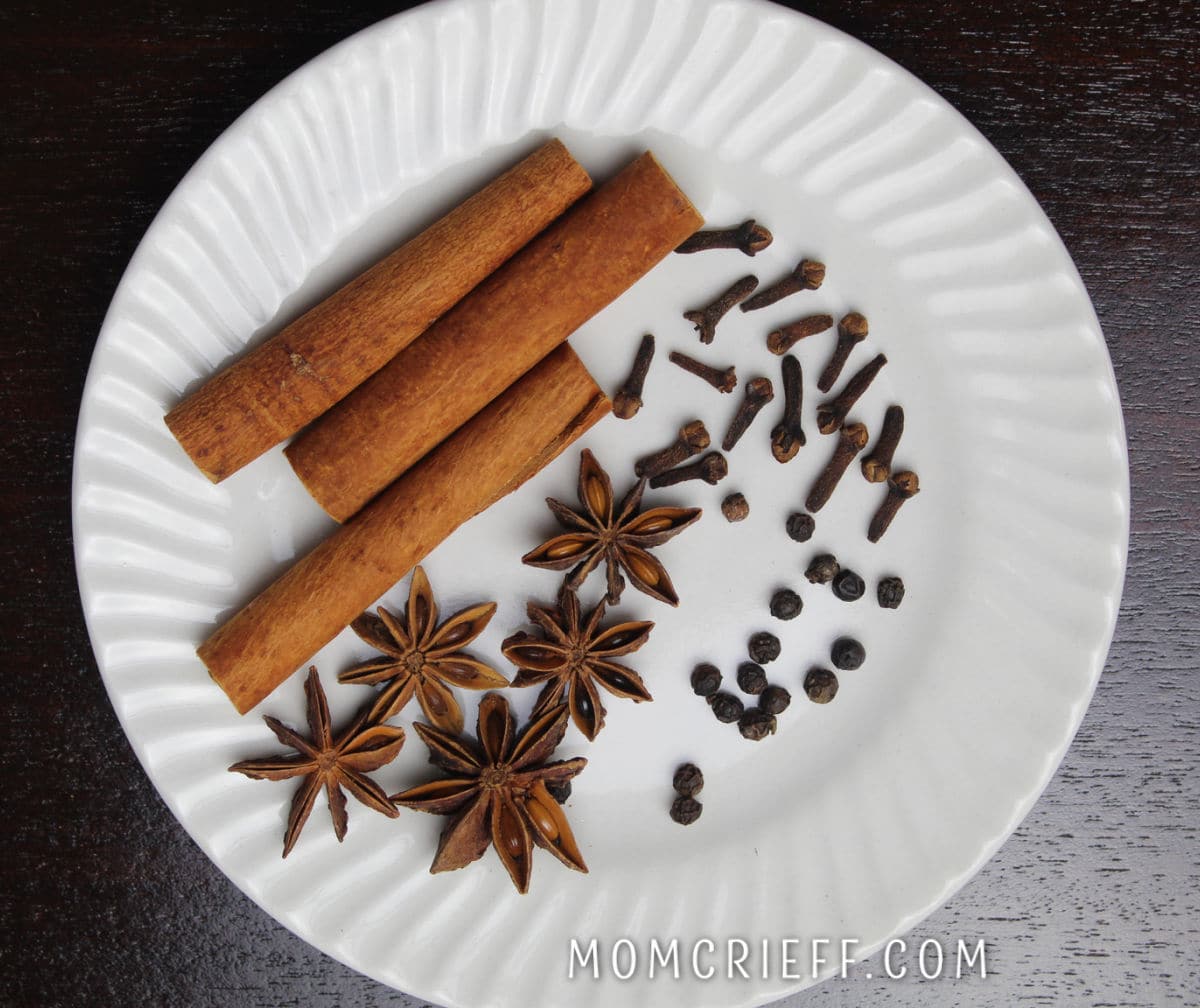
[229,667,405,857]
[391,692,587,894]
[501,587,654,740]
[522,449,701,606]
[339,566,508,733]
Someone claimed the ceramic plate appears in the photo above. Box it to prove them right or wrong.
[72,1,1128,1005]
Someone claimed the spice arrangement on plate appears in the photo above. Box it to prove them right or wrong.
[166,136,921,885]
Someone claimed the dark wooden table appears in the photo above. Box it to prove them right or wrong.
[4,2,1196,1005]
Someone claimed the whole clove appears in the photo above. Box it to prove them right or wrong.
[634,419,710,479]
[721,492,750,522]
[722,376,774,451]
[817,312,868,393]
[786,512,815,542]
[877,576,905,609]
[709,692,745,723]
[669,350,737,393]
[769,588,803,621]
[805,422,869,513]
[817,354,887,434]
[806,553,840,584]
[740,259,825,312]
[738,708,777,741]
[676,219,773,257]
[649,451,728,489]
[868,470,919,542]
[770,354,806,463]
[673,763,705,798]
[748,631,781,665]
[759,685,792,715]
[736,662,768,695]
[670,795,703,825]
[684,275,759,344]
[766,313,833,356]
[612,333,656,420]
[804,668,839,704]
[691,662,722,697]
[831,569,865,602]
[831,637,866,670]
[861,404,905,482]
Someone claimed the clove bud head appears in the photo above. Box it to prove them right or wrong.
[696,452,729,484]
[839,312,868,340]
[889,470,920,498]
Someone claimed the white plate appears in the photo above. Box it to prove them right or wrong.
[72,1,1128,1005]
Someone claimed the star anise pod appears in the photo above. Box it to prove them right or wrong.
[501,587,654,740]
[391,692,587,894]
[339,566,508,733]
[229,667,405,858]
[522,449,701,606]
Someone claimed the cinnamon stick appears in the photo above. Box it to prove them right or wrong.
[200,344,610,715]
[165,139,591,482]
[285,151,703,522]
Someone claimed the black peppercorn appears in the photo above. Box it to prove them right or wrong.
[709,692,744,723]
[545,779,572,804]
[830,636,866,670]
[673,763,704,798]
[738,708,777,741]
[736,661,768,695]
[786,512,815,542]
[769,588,803,621]
[806,553,839,584]
[748,631,781,664]
[670,796,703,825]
[804,667,839,704]
[690,662,722,697]
[831,569,865,601]
[878,576,905,609]
[759,684,792,715]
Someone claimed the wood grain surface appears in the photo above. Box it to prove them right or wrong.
[2,1,1196,1005]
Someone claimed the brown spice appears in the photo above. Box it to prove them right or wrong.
[770,354,806,463]
[804,668,839,704]
[228,668,405,857]
[867,470,920,542]
[634,420,711,479]
[668,350,737,393]
[523,449,701,606]
[339,566,505,733]
[805,553,840,584]
[673,763,705,798]
[721,492,750,522]
[670,796,704,824]
[722,376,774,452]
[740,259,826,312]
[806,422,870,513]
[391,693,587,894]
[766,314,833,356]
[502,587,654,740]
[165,140,592,483]
[649,452,728,489]
[817,312,868,393]
[738,708,777,741]
[286,151,699,522]
[613,334,656,420]
[684,275,759,344]
[816,354,887,434]
[675,219,773,256]
[861,404,905,482]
